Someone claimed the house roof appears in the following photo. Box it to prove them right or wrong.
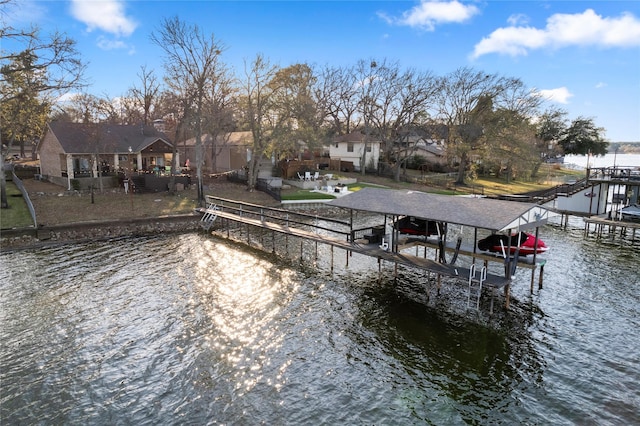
[181,131,252,147]
[44,122,173,154]
[327,187,549,232]
[333,131,380,144]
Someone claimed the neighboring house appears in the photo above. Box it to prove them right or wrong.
[179,131,252,174]
[398,135,447,165]
[329,131,381,171]
[37,121,176,189]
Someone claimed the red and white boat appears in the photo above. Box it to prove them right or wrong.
[478,232,548,256]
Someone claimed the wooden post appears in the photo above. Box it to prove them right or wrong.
[331,245,334,275]
[530,269,535,294]
[490,288,495,315]
[538,264,545,290]
[504,283,511,309]
[531,227,540,294]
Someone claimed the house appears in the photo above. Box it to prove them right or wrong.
[37,121,177,189]
[398,135,447,165]
[179,131,252,174]
[329,131,381,172]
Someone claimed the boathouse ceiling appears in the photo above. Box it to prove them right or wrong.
[328,188,549,232]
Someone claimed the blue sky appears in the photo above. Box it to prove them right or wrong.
[6,0,640,142]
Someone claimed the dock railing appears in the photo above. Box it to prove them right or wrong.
[204,195,351,240]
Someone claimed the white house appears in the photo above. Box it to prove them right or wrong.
[329,131,381,172]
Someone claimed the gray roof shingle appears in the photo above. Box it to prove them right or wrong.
[328,187,549,232]
[47,122,173,154]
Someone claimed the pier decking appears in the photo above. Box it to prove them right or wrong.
[200,188,550,313]
[583,216,640,244]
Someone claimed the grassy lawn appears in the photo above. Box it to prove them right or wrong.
[3,164,584,228]
[281,189,336,201]
[29,191,198,226]
[1,182,35,229]
[467,165,585,197]
[280,181,392,201]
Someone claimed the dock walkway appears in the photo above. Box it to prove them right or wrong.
[584,216,640,244]
[200,190,551,312]
[206,207,512,288]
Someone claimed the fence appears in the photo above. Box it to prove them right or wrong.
[227,171,281,202]
[11,172,37,227]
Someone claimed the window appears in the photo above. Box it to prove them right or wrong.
[347,142,354,153]
[366,145,372,153]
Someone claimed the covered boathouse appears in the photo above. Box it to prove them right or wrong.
[200,187,550,313]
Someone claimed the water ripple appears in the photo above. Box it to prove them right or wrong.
[1,230,639,424]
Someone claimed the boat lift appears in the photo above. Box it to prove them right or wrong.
[328,188,550,311]
[199,188,550,313]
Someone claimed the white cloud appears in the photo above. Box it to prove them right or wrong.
[537,87,574,104]
[472,9,640,58]
[380,0,480,31]
[507,13,529,27]
[595,82,607,89]
[70,0,137,37]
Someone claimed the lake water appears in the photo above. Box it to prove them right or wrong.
[564,153,640,169]
[2,154,640,424]
[1,218,639,424]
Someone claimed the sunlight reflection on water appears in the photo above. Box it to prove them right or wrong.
[1,229,639,424]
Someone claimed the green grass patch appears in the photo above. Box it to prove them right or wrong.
[1,182,35,229]
[281,189,336,201]
[281,182,392,201]
[346,182,389,191]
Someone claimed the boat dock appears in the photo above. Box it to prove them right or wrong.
[583,216,640,244]
[199,188,550,314]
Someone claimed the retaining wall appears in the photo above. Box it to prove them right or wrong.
[1,214,201,251]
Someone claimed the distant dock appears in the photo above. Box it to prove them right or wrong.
[583,216,640,245]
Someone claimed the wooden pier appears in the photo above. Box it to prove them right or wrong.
[200,188,550,314]
[584,216,640,244]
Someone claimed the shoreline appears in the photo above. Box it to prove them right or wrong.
[1,213,202,252]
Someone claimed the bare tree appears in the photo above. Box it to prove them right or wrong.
[354,59,384,175]
[201,62,236,174]
[56,93,100,123]
[239,54,279,191]
[129,65,160,126]
[362,62,438,181]
[155,89,192,193]
[313,64,360,136]
[483,78,543,181]
[434,67,506,185]
[151,16,228,205]
[1,2,86,208]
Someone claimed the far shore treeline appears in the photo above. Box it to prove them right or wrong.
[1,11,613,208]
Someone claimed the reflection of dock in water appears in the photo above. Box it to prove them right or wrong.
[199,188,550,313]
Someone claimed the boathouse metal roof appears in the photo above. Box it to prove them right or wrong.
[328,187,549,232]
